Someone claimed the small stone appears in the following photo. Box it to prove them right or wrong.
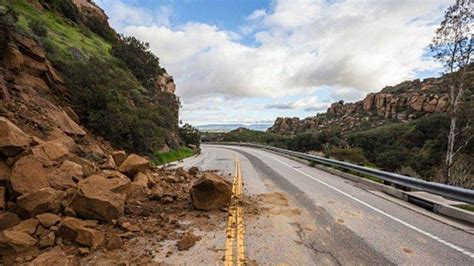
[36,213,61,228]
[78,247,89,255]
[38,231,55,248]
[106,233,123,250]
[177,231,200,251]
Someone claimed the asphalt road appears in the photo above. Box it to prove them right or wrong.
[174,144,474,265]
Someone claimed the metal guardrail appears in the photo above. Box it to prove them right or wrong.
[207,142,474,205]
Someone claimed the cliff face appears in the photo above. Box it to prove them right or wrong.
[268,69,472,135]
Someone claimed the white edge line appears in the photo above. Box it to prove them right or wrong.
[250,148,474,259]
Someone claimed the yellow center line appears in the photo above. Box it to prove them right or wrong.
[224,156,246,266]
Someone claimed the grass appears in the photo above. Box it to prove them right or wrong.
[454,204,474,213]
[153,147,194,165]
[5,0,111,60]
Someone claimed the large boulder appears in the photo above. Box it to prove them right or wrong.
[118,154,150,177]
[36,213,61,228]
[0,117,31,157]
[70,175,127,222]
[17,188,65,217]
[190,172,232,211]
[0,230,37,255]
[10,155,50,195]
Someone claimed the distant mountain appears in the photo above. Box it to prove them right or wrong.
[196,123,272,132]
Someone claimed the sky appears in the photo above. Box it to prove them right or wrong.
[95,0,451,126]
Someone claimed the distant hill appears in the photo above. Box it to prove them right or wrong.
[196,123,272,132]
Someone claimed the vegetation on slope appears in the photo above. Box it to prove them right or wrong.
[3,0,180,154]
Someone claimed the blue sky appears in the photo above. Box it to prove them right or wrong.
[96,0,449,125]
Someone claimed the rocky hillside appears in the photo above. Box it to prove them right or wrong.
[268,67,473,135]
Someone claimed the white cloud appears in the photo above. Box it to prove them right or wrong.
[266,96,330,112]
[99,0,450,124]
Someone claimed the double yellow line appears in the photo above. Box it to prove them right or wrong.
[224,156,246,266]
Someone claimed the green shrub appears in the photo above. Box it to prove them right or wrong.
[179,123,201,148]
[325,147,369,165]
[153,147,194,165]
[29,19,47,37]
[111,35,164,90]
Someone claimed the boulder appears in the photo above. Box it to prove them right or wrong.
[17,188,65,217]
[111,150,127,166]
[188,166,200,176]
[363,93,375,111]
[0,117,31,156]
[100,155,117,170]
[46,108,86,136]
[48,160,83,189]
[75,227,104,249]
[31,136,75,162]
[69,157,98,177]
[70,175,127,222]
[10,218,39,235]
[106,232,123,250]
[0,230,37,254]
[10,155,50,195]
[0,212,21,230]
[36,213,61,228]
[118,154,150,177]
[38,231,55,248]
[28,247,78,265]
[177,231,199,251]
[59,217,95,241]
[190,172,232,211]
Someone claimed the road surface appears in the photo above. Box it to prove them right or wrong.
[170,144,474,265]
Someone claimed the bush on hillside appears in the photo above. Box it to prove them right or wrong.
[56,57,173,153]
[29,19,47,37]
[325,147,369,165]
[179,123,201,148]
[40,0,80,23]
[111,35,165,90]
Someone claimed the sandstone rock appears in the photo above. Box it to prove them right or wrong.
[15,34,46,61]
[409,95,426,111]
[17,188,64,217]
[78,247,89,255]
[49,160,83,189]
[106,232,123,250]
[363,93,375,111]
[38,231,55,248]
[71,175,126,222]
[177,231,199,251]
[46,108,86,136]
[10,155,50,195]
[111,150,127,167]
[45,60,64,84]
[10,218,39,235]
[133,172,149,186]
[100,155,117,170]
[118,154,150,177]
[0,117,31,156]
[75,227,104,249]
[28,247,78,265]
[64,106,80,124]
[0,230,37,254]
[36,213,61,228]
[69,157,98,177]
[423,98,438,113]
[31,136,75,162]
[59,217,92,241]
[0,212,21,230]
[190,172,232,211]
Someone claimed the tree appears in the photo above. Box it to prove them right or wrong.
[430,0,473,181]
